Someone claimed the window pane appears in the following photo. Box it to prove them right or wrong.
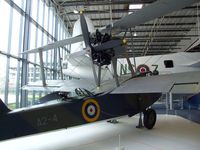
[10,9,25,56]
[0,1,10,52]
[29,23,37,62]
[13,0,26,11]
[0,55,6,102]
[8,58,18,109]
[30,0,38,21]
[38,0,44,27]
[44,3,49,31]
[49,7,53,34]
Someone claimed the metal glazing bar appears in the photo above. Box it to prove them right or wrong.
[4,4,13,105]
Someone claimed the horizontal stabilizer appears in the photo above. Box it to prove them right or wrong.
[0,99,11,114]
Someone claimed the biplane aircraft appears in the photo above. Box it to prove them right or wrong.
[22,0,200,93]
[0,0,200,141]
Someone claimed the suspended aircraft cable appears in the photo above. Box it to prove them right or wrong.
[197,3,200,36]
[142,19,158,55]
[142,49,165,65]
[59,0,70,6]
[51,0,74,32]
[129,28,137,71]
[64,9,73,30]
[143,16,165,56]
[97,4,106,29]
[148,17,164,55]
[152,55,164,65]
[109,0,113,26]
[182,4,200,58]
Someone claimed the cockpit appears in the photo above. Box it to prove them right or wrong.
[38,88,94,104]
[74,88,94,97]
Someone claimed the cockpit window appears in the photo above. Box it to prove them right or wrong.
[164,60,174,68]
[74,88,94,97]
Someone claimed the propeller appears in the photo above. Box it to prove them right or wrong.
[80,13,99,86]
[80,13,125,87]
[80,13,91,48]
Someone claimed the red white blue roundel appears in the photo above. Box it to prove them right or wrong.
[137,64,150,73]
[86,103,97,117]
[82,99,100,122]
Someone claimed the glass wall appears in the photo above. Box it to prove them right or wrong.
[0,0,70,109]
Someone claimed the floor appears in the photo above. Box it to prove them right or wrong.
[0,115,199,150]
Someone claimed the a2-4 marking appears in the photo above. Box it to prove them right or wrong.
[37,114,58,127]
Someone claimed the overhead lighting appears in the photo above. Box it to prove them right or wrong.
[73,9,79,14]
[129,4,143,14]
[134,32,137,36]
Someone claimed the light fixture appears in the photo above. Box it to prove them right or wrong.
[73,9,79,14]
[134,32,137,36]
[129,4,143,14]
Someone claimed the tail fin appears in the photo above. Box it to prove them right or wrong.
[0,99,11,114]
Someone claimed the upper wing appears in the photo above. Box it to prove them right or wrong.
[111,71,200,94]
[23,35,83,54]
[103,0,199,32]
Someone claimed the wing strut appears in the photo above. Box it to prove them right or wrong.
[97,64,102,87]
[89,51,99,86]
[58,48,64,80]
[112,57,119,87]
[126,55,134,77]
[39,50,46,86]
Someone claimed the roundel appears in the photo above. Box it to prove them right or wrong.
[136,64,150,73]
[82,98,100,122]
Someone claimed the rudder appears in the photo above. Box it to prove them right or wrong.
[0,99,11,114]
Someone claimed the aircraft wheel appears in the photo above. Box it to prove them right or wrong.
[143,109,156,129]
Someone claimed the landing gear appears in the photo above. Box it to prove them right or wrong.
[143,109,157,129]
[136,112,143,128]
[136,108,157,129]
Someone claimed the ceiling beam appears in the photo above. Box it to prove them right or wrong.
[58,0,155,7]
[120,34,197,38]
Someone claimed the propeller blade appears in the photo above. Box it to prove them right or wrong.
[80,14,100,86]
[80,14,90,47]
[104,0,199,31]
[94,39,122,51]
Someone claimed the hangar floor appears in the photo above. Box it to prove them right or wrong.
[0,115,199,150]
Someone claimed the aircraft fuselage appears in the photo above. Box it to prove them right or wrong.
[0,92,161,141]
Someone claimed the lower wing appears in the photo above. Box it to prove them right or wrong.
[112,71,200,94]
